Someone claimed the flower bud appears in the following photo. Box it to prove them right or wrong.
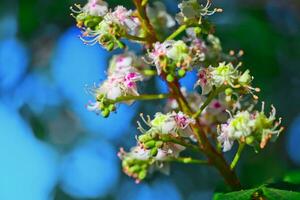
[166,74,175,82]
[144,140,156,149]
[108,104,116,112]
[178,69,186,77]
[138,134,153,143]
[101,108,110,118]
[150,147,158,156]
[129,165,140,173]
[246,136,255,145]
[155,141,164,148]
[225,88,233,96]
[138,170,147,180]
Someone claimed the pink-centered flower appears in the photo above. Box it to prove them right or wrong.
[195,68,212,95]
[83,0,108,16]
[173,111,195,129]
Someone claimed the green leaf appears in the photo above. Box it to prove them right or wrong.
[213,186,300,200]
[262,187,300,200]
[213,188,258,200]
[284,171,300,184]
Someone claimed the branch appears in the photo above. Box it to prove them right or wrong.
[133,0,159,44]
[230,142,245,170]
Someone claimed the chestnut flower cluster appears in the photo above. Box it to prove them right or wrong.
[86,53,144,117]
[71,0,141,50]
[118,111,195,183]
[72,0,284,188]
[218,103,283,152]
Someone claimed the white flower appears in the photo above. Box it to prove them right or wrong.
[176,0,221,24]
[130,146,151,160]
[148,40,191,74]
[148,42,169,74]
[105,6,140,34]
[71,0,108,17]
[146,112,195,136]
[217,124,234,152]
[210,62,238,87]
[83,0,108,16]
[218,105,283,152]
[195,68,213,95]
[150,112,177,134]
[147,2,176,28]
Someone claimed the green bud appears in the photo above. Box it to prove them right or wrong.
[225,88,233,96]
[76,13,87,21]
[116,40,126,49]
[144,140,156,149]
[138,170,147,180]
[108,104,116,112]
[246,136,255,145]
[194,27,202,36]
[101,109,110,118]
[106,42,115,51]
[129,165,140,173]
[177,69,186,77]
[138,134,152,143]
[166,74,175,82]
[150,147,158,157]
[155,141,163,148]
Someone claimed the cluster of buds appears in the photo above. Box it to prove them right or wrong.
[147,40,197,82]
[195,62,260,98]
[166,88,229,131]
[138,112,195,137]
[86,53,144,117]
[118,111,195,182]
[176,0,223,25]
[71,0,141,50]
[217,103,284,152]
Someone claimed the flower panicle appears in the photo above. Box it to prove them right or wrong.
[85,53,145,117]
[217,102,284,152]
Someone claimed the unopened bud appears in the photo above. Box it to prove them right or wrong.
[144,140,156,149]
[166,74,175,82]
[150,147,158,156]
[178,69,186,77]
[101,108,110,118]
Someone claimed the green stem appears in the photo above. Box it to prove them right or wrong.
[125,33,147,42]
[160,134,201,153]
[230,143,245,170]
[141,69,157,76]
[167,157,208,165]
[133,0,159,44]
[165,24,187,41]
[141,0,149,6]
[109,93,171,104]
[192,87,223,119]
